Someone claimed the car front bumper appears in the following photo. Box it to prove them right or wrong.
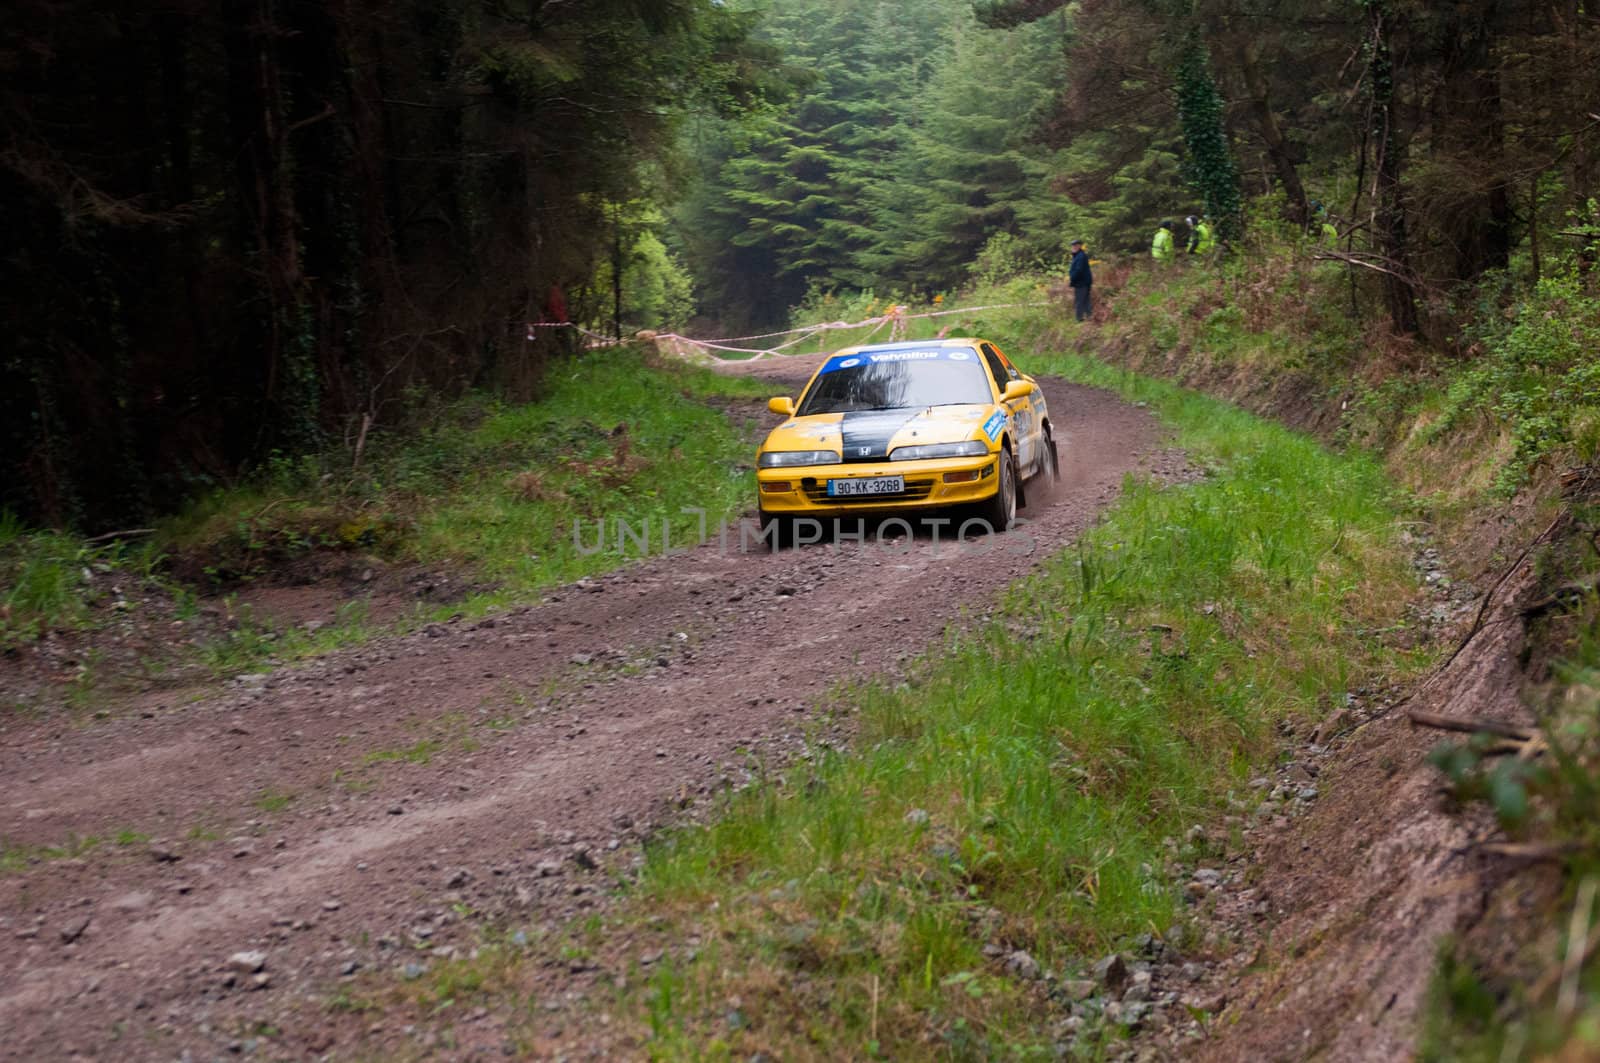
[755,455,1000,517]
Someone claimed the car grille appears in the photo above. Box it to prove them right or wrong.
[802,478,936,504]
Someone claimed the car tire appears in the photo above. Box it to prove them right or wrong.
[1038,428,1059,486]
[976,449,1016,533]
[759,510,793,551]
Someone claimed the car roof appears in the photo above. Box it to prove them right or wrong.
[829,337,989,358]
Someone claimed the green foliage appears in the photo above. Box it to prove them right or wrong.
[1051,224,1600,501]
[1419,553,1600,1058]
[3,0,778,529]
[1429,268,1600,492]
[170,346,763,582]
[969,231,1045,287]
[676,0,1069,326]
[889,13,1070,288]
[0,514,162,649]
[1427,739,1541,831]
[586,203,698,332]
[1419,942,1502,1061]
[1056,132,1188,256]
[175,350,759,675]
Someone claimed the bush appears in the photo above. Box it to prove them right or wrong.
[1431,268,1600,491]
[968,231,1049,287]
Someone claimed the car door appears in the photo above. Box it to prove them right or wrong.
[996,345,1047,473]
[981,343,1036,471]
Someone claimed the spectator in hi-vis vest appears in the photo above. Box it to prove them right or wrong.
[1151,220,1176,262]
[1308,200,1339,245]
[1186,215,1215,255]
[1068,239,1093,322]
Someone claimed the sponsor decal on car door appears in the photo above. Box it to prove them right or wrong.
[1011,396,1033,470]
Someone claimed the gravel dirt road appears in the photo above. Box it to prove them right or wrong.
[0,355,1176,1060]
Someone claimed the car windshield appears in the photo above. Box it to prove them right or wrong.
[797,349,993,415]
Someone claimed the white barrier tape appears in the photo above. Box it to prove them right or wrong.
[575,325,622,346]
[526,300,1052,359]
[687,320,855,344]
[525,321,622,346]
[683,302,1044,345]
[656,312,892,359]
[909,302,1051,320]
[656,302,1048,363]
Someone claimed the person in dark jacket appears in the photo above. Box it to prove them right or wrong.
[1068,239,1093,322]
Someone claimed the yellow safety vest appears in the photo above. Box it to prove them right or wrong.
[1152,228,1175,262]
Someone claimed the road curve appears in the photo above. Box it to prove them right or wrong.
[0,360,1180,1060]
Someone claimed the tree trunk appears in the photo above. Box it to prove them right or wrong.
[612,208,624,341]
[1435,3,1511,279]
[1171,35,1243,241]
[1365,0,1419,335]
[226,0,314,449]
[1237,39,1308,225]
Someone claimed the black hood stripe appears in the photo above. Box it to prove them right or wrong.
[839,409,921,462]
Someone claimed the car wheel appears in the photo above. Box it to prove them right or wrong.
[759,510,793,551]
[976,449,1016,532]
[1039,428,1059,485]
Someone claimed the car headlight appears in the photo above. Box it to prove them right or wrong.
[889,440,989,462]
[758,449,840,468]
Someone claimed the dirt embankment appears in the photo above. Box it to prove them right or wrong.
[1162,564,1540,1061]
[0,364,1177,1061]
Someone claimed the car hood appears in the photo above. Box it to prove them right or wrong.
[763,404,999,462]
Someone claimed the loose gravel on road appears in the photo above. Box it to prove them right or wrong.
[0,360,1184,1060]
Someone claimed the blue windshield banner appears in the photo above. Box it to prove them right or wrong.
[818,347,978,374]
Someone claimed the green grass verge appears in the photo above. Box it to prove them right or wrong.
[394,352,1427,1057]
[626,358,1422,1057]
[0,514,165,651]
[166,347,767,592]
[403,357,761,591]
[3,348,769,679]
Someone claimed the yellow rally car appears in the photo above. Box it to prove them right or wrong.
[756,338,1058,547]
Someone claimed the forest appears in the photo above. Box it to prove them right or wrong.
[4,0,1598,529]
[8,4,1600,1059]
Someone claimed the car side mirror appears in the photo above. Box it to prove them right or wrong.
[1001,380,1034,403]
[768,396,796,416]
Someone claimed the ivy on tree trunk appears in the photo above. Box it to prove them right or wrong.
[1171,35,1243,243]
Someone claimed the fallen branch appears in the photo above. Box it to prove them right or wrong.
[1309,249,1418,284]
[83,527,156,544]
[1396,510,1568,713]
[1521,573,1600,618]
[1406,708,1539,742]
[1477,841,1579,862]
[286,102,336,136]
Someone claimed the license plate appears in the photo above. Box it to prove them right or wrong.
[827,476,904,497]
